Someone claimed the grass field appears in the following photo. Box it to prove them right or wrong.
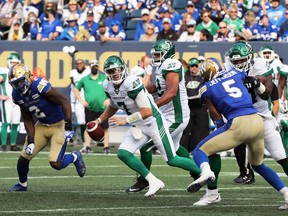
[0,145,288,216]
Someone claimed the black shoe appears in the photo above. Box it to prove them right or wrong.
[126,178,149,193]
[10,145,21,151]
[103,147,110,154]
[1,145,7,152]
[233,174,253,184]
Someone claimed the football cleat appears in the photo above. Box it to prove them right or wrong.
[187,170,215,193]
[233,173,255,184]
[126,178,149,193]
[73,150,86,177]
[144,178,165,197]
[10,145,21,151]
[193,189,221,206]
[9,183,28,192]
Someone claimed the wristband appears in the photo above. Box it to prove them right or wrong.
[97,118,102,124]
[214,119,225,128]
[126,112,143,124]
[65,120,72,131]
[27,135,34,144]
[256,83,266,95]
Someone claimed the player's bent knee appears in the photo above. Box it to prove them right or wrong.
[50,161,62,170]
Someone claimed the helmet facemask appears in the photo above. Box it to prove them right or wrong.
[150,40,175,67]
[105,66,127,85]
[7,53,21,69]
[259,50,275,63]
[230,53,252,73]
[9,64,32,95]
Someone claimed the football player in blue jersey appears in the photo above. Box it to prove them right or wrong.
[8,63,86,192]
[187,58,288,209]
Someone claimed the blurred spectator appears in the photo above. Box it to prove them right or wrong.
[22,7,40,40]
[203,0,225,24]
[91,0,105,23]
[39,1,61,23]
[57,13,91,41]
[148,0,170,19]
[156,6,181,32]
[213,20,236,42]
[242,10,259,41]
[266,0,286,29]
[156,17,179,40]
[251,1,264,21]
[61,0,81,23]
[181,1,200,24]
[139,23,157,41]
[135,8,157,40]
[92,21,109,40]
[36,7,63,40]
[7,20,23,40]
[178,19,200,42]
[0,0,23,39]
[126,0,146,12]
[24,0,44,17]
[178,58,188,73]
[278,8,288,41]
[101,19,126,41]
[78,0,94,24]
[196,10,219,36]
[256,14,278,41]
[104,0,126,11]
[102,3,123,28]
[81,10,98,36]
[223,4,243,36]
[192,0,205,12]
[199,28,213,41]
[227,0,247,19]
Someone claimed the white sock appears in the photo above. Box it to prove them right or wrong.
[20,182,27,187]
[145,172,157,183]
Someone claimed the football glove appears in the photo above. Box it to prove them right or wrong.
[25,143,34,156]
[25,136,35,156]
[243,76,260,89]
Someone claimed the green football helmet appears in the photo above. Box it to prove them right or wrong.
[103,55,128,85]
[7,53,21,69]
[258,45,275,63]
[228,41,253,73]
[150,39,175,66]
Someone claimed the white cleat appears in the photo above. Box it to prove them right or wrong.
[187,170,215,193]
[279,191,288,210]
[193,189,221,206]
[144,179,165,197]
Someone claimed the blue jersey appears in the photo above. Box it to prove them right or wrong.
[12,77,65,124]
[199,69,257,121]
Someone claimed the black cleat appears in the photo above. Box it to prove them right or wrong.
[10,145,21,151]
[233,174,255,184]
[126,178,149,193]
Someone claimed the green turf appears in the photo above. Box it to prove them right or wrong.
[0,147,287,216]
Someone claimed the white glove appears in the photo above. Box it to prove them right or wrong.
[25,143,35,156]
[64,130,74,142]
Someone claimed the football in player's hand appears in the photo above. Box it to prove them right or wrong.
[86,121,104,142]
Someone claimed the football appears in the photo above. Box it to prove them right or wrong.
[86,121,104,142]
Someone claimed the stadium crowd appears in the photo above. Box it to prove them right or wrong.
[1,0,288,42]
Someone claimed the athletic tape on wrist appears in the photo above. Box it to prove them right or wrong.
[126,112,143,124]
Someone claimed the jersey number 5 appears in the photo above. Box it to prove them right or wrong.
[222,79,242,98]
